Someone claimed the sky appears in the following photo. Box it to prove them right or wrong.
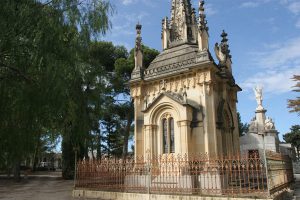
[102,0,300,141]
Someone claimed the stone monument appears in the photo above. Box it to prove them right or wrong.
[240,86,280,156]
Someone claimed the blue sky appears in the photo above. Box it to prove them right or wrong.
[103,0,300,140]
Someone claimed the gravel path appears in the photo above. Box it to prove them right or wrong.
[0,172,74,200]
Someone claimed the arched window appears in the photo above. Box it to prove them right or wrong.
[162,116,175,154]
[169,118,175,153]
[163,119,168,154]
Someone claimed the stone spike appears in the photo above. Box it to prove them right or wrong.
[198,0,209,32]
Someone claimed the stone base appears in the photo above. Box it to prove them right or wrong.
[73,190,274,200]
[124,172,228,195]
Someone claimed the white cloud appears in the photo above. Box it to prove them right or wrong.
[240,0,271,8]
[255,37,300,68]
[288,2,300,14]
[205,4,218,16]
[119,0,157,7]
[241,68,299,94]
[242,37,300,95]
[240,2,260,8]
[120,0,137,5]
[296,18,300,28]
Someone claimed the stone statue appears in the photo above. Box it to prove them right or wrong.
[265,117,275,131]
[248,117,258,132]
[214,42,227,66]
[253,86,263,108]
[214,30,231,67]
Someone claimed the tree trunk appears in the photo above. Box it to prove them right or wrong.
[13,160,21,182]
[84,139,89,160]
[32,134,41,171]
[62,132,75,180]
[96,129,101,160]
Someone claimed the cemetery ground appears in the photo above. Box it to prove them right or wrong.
[0,171,76,200]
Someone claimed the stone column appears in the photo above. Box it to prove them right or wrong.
[255,108,267,134]
[134,96,144,161]
[177,120,191,156]
[143,124,157,159]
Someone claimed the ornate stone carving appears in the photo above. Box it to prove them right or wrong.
[135,23,142,54]
[249,117,258,133]
[160,80,167,91]
[265,117,275,131]
[198,0,208,32]
[214,30,231,68]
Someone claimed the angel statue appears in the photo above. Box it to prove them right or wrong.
[253,86,263,108]
[214,42,228,67]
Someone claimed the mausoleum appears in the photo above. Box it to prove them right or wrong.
[130,0,241,159]
[74,1,294,199]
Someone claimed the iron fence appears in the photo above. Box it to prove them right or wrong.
[75,152,294,198]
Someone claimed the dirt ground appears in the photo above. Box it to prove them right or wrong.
[0,172,74,200]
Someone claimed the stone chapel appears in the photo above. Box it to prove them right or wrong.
[130,0,242,159]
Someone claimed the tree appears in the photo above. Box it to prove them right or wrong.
[0,0,113,180]
[283,125,300,160]
[288,75,300,115]
[113,45,159,158]
[237,112,249,136]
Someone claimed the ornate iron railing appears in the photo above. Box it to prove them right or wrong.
[75,152,294,198]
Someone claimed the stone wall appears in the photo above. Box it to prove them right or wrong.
[73,190,274,200]
[293,162,300,174]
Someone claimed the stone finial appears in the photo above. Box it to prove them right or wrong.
[198,0,208,32]
[131,22,144,80]
[214,30,232,69]
[220,30,231,58]
[135,23,143,54]
[197,0,209,51]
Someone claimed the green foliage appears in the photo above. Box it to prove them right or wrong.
[111,45,159,158]
[237,112,249,136]
[283,125,300,159]
[0,0,159,179]
[288,75,300,115]
[0,0,112,179]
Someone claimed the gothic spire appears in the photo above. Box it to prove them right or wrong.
[168,0,197,44]
[197,0,209,51]
[220,30,232,59]
[135,23,143,55]
[131,23,144,81]
[198,0,208,32]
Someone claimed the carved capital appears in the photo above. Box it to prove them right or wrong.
[177,120,191,127]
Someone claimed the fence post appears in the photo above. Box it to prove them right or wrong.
[148,163,151,194]
[263,134,271,197]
